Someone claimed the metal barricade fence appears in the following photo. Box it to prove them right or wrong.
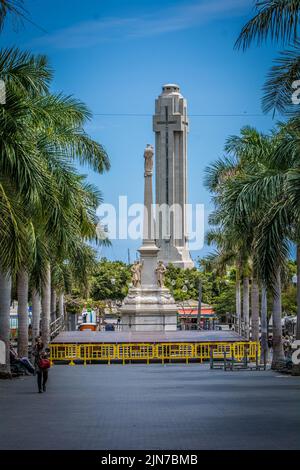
[50,341,260,365]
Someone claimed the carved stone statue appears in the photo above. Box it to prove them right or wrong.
[156,261,167,288]
[131,261,143,288]
[144,144,154,176]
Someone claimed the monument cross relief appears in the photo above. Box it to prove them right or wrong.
[153,84,194,269]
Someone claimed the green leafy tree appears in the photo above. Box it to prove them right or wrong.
[165,265,201,302]
[165,262,235,320]
[212,284,236,319]
[91,259,131,301]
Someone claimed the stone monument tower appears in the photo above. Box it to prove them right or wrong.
[153,84,194,269]
[120,145,178,331]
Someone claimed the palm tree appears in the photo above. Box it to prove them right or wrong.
[205,126,291,367]
[266,123,300,360]
[205,127,266,340]
[50,242,101,332]
[205,227,245,336]
[236,1,300,115]
[39,167,108,346]
[28,168,106,347]
[69,244,99,299]
[0,184,26,376]
[0,47,110,368]
[219,125,299,369]
[0,49,51,375]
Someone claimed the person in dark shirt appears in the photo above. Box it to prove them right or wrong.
[32,337,50,393]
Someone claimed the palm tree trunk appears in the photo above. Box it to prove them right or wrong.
[271,268,285,370]
[58,292,64,318]
[17,268,29,358]
[58,292,65,332]
[51,288,57,322]
[0,269,12,378]
[41,263,51,348]
[236,282,241,334]
[251,277,260,342]
[260,284,268,364]
[235,262,241,334]
[297,244,300,341]
[31,289,41,345]
[242,276,250,339]
[292,245,300,375]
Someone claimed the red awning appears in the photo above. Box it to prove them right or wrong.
[178,308,215,316]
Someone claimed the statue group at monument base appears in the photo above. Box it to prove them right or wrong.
[121,287,178,331]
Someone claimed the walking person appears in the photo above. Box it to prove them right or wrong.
[32,337,50,393]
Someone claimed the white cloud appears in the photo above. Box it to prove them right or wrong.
[31,0,250,50]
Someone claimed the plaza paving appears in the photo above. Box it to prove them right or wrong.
[0,364,300,450]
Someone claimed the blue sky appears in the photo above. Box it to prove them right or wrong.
[3,0,279,263]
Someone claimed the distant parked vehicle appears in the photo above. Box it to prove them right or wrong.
[105,323,115,331]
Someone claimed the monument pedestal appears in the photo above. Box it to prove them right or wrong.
[121,287,178,331]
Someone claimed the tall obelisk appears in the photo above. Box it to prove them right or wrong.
[120,145,178,331]
[139,144,159,288]
[153,84,194,269]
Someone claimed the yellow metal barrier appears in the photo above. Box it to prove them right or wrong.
[50,341,260,365]
[117,344,155,365]
[50,344,78,366]
[157,343,195,364]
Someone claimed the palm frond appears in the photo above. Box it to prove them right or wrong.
[0,47,52,95]
[204,155,238,191]
[29,229,50,291]
[272,123,300,167]
[0,177,27,273]
[254,199,292,287]
[222,171,286,221]
[262,41,300,115]
[29,93,91,127]
[0,0,25,31]
[235,0,300,51]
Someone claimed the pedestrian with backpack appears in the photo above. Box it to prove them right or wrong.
[32,337,51,393]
